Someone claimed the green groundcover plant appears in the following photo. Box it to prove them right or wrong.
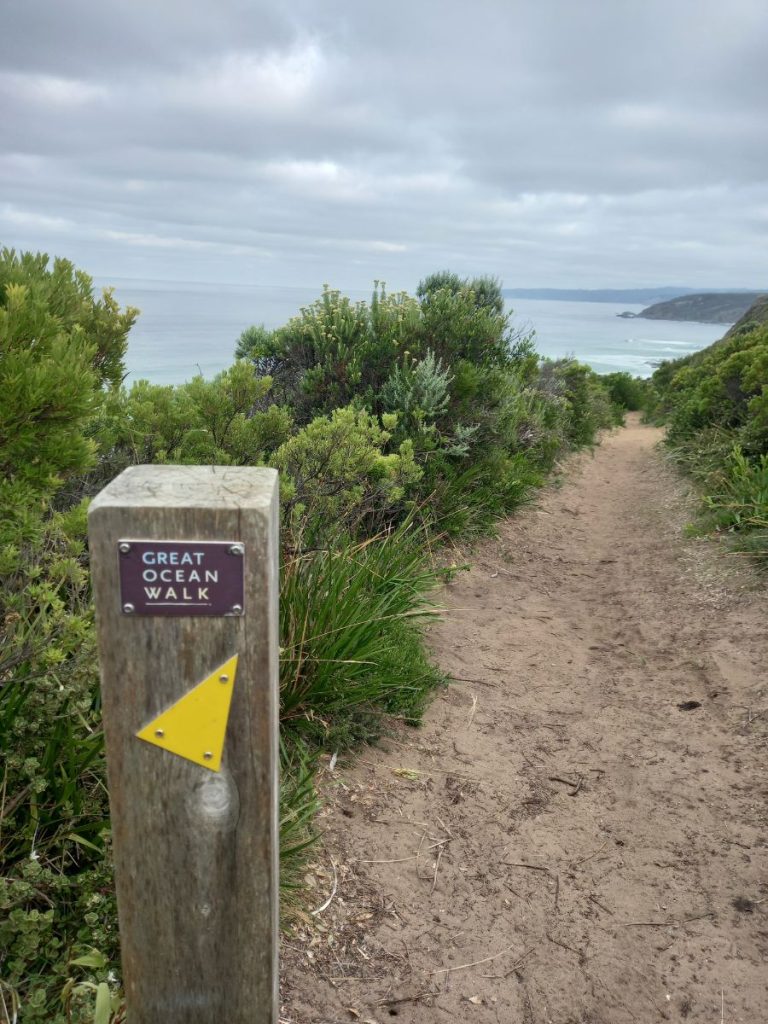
[1,252,622,1022]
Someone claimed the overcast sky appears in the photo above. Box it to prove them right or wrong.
[1,0,766,292]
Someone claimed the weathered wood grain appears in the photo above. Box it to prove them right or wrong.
[88,466,279,1024]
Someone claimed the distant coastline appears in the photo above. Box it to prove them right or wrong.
[617,291,766,325]
[502,286,759,306]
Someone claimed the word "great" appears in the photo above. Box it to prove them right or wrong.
[142,550,205,566]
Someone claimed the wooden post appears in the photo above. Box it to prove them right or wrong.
[88,466,279,1024]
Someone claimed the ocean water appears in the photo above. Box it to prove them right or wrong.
[507,297,724,377]
[103,278,726,386]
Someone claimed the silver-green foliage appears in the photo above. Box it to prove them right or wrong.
[380,349,452,432]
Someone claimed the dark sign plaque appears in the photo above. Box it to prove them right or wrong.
[118,540,245,616]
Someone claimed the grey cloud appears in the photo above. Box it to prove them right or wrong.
[0,0,766,290]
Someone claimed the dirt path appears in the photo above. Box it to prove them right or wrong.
[282,416,768,1024]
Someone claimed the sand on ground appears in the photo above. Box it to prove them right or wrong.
[282,415,768,1024]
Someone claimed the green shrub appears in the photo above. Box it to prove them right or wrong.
[703,449,768,563]
[272,405,421,549]
[0,249,136,391]
[0,251,136,550]
[417,271,505,318]
[536,359,617,445]
[600,371,646,411]
[0,509,117,1024]
[415,273,518,369]
[245,284,421,421]
[663,324,767,450]
[0,251,138,1020]
[650,322,768,558]
[235,323,276,361]
[99,364,291,470]
[380,349,453,442]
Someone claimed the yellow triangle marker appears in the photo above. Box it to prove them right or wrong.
[136,655,238,772]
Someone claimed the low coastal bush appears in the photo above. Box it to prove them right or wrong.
[1,252,620,1020]
[649,316,768,561]
[600,371,647,413]
[702,449,768,562]
[272,406,421,549]
[0,250,134,1023]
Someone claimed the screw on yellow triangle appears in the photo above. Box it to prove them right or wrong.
[136,655,238,772]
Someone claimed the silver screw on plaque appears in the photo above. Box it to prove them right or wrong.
[203,751,213,761]
[230,604,243,615]
[155,729,165,738]
[123,603,135,614]
[119,542,131,554]
[228,543,244,556]
[219,674,229,683]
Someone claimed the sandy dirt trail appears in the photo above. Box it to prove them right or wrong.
[282,416,768,1024]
